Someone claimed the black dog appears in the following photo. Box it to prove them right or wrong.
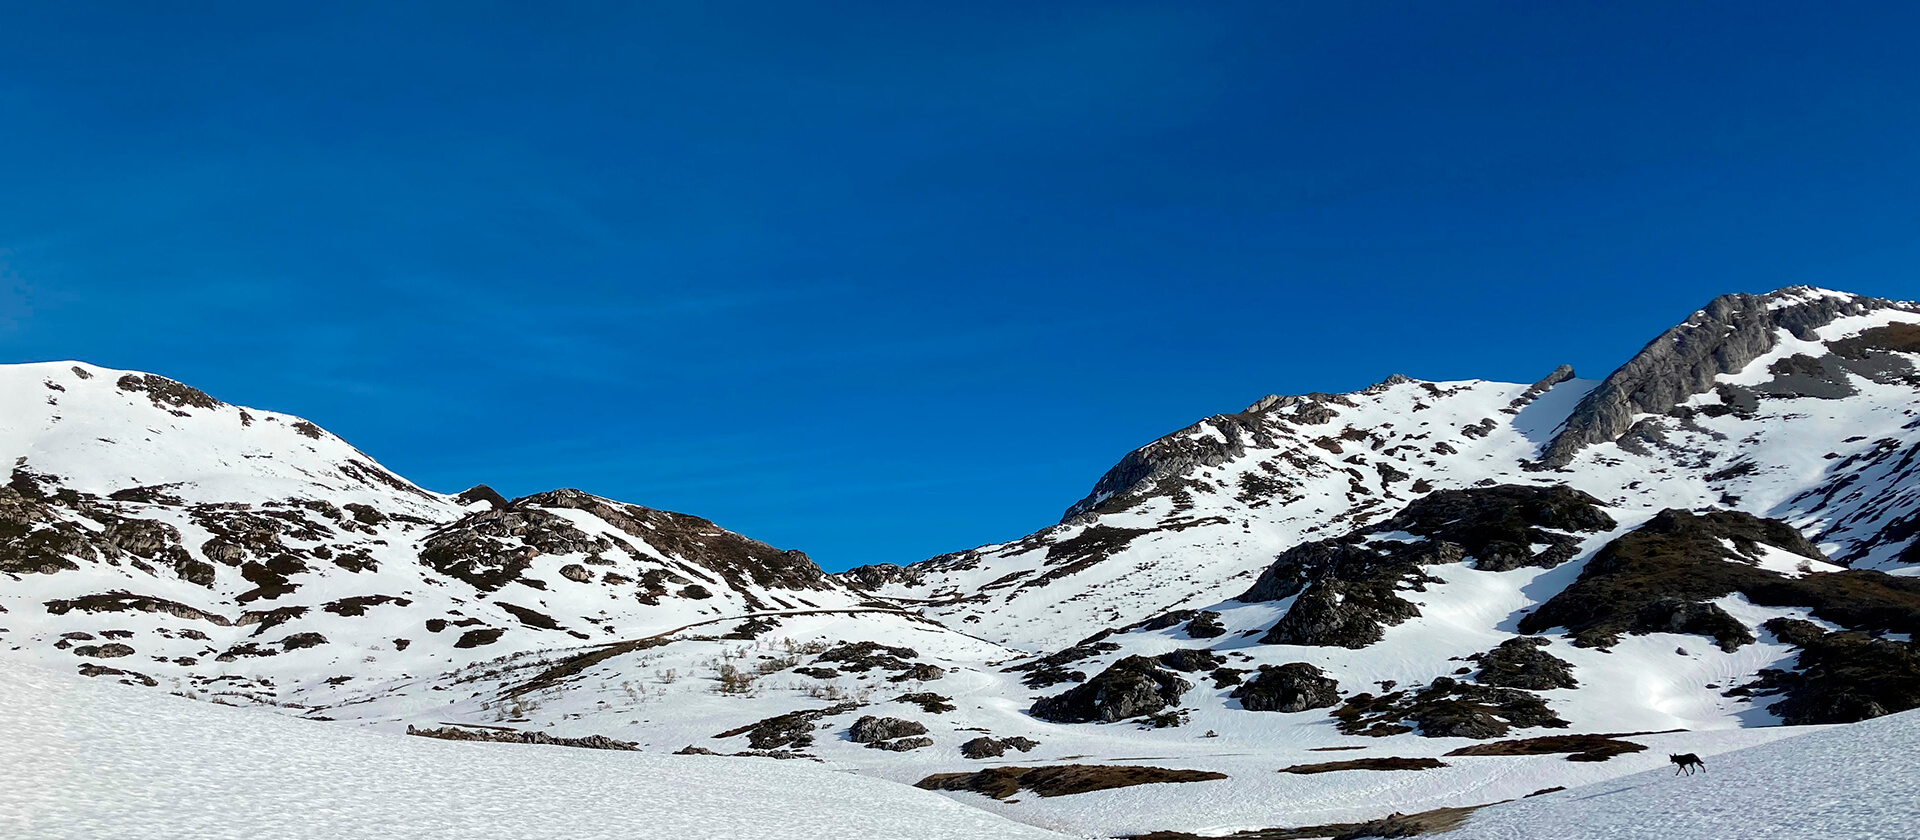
[1670,753,1706,776]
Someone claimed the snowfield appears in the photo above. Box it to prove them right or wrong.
[0,660,1070,840]
[1458,708,1920,840]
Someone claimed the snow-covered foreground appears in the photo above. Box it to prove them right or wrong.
[0,661,1070,840]
[1459,708,1920,840]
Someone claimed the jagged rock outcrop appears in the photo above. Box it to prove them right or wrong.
[1540,288,1915,466]
[1230,663,1341,712]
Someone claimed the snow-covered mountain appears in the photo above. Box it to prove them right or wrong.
[5,285,1919,838]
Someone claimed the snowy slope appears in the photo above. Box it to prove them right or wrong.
[0,361,891,711]
[0,658,1069,840]
[6,286,1920,839]
[848,287,1920,650]
[1457,707,1920,840]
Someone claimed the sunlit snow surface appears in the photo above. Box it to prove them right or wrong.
[0,661,1068,840]
[1458,708,1920,840]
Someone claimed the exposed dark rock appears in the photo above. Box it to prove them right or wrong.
[848,715,928,744]
[714,702,860,750]
[1472,638,1578,690]
[1737,618,1920,724]
[1008,636,1120,688]
[406,725,638,751]
[834,562,923,591]
[1210,667,1249,689]
[71,643,135,658]
[1632,598,1754,652]
[558,563,592,583]
[815,641,919,672]
[1230,663,1342,712]
[321,595,411,617]
[793,667,839,679]
[453,484,510,509]
[45,591,232,625]
[115,373,222,410]
[1236,486,1607,651]
[1332,677,1568,739]
[1184,611,1226,638]
[960,736,1039,759]
[76,663,158,686]
[893,692,956,713]
[1061,406,1289,521]
[916,765,1227,800]
[1156,648,1222,673]
[868,736,933,751]
[888,662,945,682]
[1374,485,1615,571]
[1260,579,1423,648]
[278,632,327,650]
[453,627,505,648]
[1521,508,1920,651]
[1031,655,1191,723]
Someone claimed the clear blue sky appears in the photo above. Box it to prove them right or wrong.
[3,2,1918,571]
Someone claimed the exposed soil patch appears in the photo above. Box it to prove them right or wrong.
[915,764,1227,800]
[1278,756,1447,775]
[1126,803,1491,840]
[1445,733,1648,761]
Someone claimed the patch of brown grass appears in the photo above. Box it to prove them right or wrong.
[915,764,1226,800]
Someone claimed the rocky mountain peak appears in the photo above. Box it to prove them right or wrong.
[1538,287,1918,466]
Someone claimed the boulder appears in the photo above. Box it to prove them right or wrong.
[1030,656,1191,723]
[1230,663,1341,712]
[849,716,928,744]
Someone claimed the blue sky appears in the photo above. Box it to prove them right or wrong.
[3,2,1918,571]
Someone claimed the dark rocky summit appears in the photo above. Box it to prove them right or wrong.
[1541,289,1918,466]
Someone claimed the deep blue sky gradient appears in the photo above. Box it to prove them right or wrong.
[4,2,1919,569]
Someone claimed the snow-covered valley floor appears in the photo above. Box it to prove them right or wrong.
[1457,706,1920,840]
[0,660,1070,840]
